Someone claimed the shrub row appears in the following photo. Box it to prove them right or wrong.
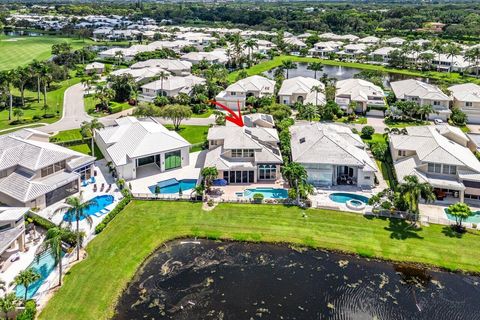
[95,194,132,234]
[27,212,79,247]
[17,300,36,320]
[51,137,92,147]
[108,104,123,114]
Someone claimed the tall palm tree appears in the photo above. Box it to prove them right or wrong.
[55,195,96,261]
[244,39,258,67]
[231,33,244,66]
[310,85,324,107]
[14,66,29,107]
[14,268,41,301]
[444,43,461,73]
[39,227,67,287]
[0,292,18,320]
[39,64,51,107]
[302,103,319,122]
[281,60,296,79]
[80,119,104,157]
[114,51,124,66]
[431,40,444,71]
[398,175,435,222]
[465,47,480,77]
[157,71,169,97]
[30,60,44,103]
[282,162,308,205]
[0,71,14,120]
[418,52,434,71]
[307,62,323,79]
[419,104,437,121]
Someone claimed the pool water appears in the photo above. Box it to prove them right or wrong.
[444,208,480,224]
[16,250,64,299]
[149,178,197,194]
[63,195,114,222]
[243,188,288,199]
[329,192,369,204]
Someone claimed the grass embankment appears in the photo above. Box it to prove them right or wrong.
[227,55,480,85]
[40,201,480,320]
[49,129,104,159]
[164,124,209,152]
[0,34,92,70]
[0,76,81,131]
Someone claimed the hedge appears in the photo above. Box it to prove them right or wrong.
[16,300,37,320]
[95,194,132,234]
[27,212,79,247]
[108,104,123,114]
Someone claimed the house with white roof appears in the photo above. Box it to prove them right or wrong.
[431,53,471,72]
[278,76,326,106]
[384,37,406,46]
[215,75,275,110]
[284,37,307,55]
[139,75,205,102]
[337,43,368,59]
[390,79,452,120]
[111,67,170,84]
[95,117,191,181]
[290,122,377,187]
[448,83,480,123]
[309,41,343,57]
[0,207,29,272]
[180,50,228,65]
[130,59,192,76]
[205,115,282,184]
[389,124,480,203]
[358,36,380,45]
[369,47,396,63]
[85,62,105,75]
[335,79,386,113]
[0,129,95,209]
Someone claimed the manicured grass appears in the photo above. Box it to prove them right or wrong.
[49,129,85,142]
[336,116,367,125]
[363,133,397,188]
[0,76,81,131]
[228,55,480,85]
[164,124,209,144]
[0,34,92,70]
[385,119,429,128]
[191,108,214,118]
[40,201,480,320]
[84,95,132,117]
[68,143,104,160]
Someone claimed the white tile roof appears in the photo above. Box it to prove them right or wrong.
[141,75,205,92]
[224,75,275,95]
[336,79,384,102]
[290,122,376,171]
[0,207,29,222]
[130,59,192,73]
[448,83,480,103]
[390,79,451,101]
[96,117,190,166]
[111,67,170,82]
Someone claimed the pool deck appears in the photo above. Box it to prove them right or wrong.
[207,180,289,202]
[309,186,375,214]
[129,151,205,195]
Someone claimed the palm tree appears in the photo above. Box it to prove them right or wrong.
[418,52,434,71]
[231,33,244,66]
[14,268,41,301]
[398,175,435,222]
[0,292,18,320]
[465,47,480,77]
[0,71,14,120]
[94,85,114,110]
[201,167,218,191]
[13,108,23,121]
[244,39,258,67]
[281,162,308,205]
[419,104,437,121]
[302,103,319,122]
[281,60,296,79]
[444,43,461,73]
[310,85,324,107]
[307,62,323,79]
[114,51,124,66]
[158,71,169,97]
[39,227,67,286]
[14,66,29,107]
[80,119,104,157]
[39,64,51,107]
[54,195,96,261]
[30,60,44,103]
[431,40,444,71]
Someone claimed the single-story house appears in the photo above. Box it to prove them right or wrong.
[335,79,385,113]
[278,76,326,106]
[85,62,105,75]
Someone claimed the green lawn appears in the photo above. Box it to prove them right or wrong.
[84,95,132,117]
[0,76,81,131]
[385,119,429,128]
[49,129,85,142]
[68,143,104,160]
[0,34,92,70]
[191,108,214,118]
[164,124,209,144]
[228,55,480,85]
[363,133,397,188]
[40,201,480,320]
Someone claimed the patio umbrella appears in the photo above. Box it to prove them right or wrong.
[212,179,228,186]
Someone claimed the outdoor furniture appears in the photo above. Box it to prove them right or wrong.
[100,183,105,192]
[106,184,112,193]
[93,184,97,192]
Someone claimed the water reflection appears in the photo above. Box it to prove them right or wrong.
[114,239,480,320]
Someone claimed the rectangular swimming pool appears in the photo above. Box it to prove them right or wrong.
[243,188,288,199]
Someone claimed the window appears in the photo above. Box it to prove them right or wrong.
[398,150,406,156]
[428,163,441,173]
[41,161,67,177]
[433,101,441,106]
[41,165,54,177]
[231,149,254,158]
[299,138,306,144]
[165,150,181,170]
[442,165,457,175]
[231,149,243,157]
[259,164,277,180]
[466,102,473,107]
[230,92,236,96]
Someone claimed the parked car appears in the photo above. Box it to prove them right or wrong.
[434,119,444,125]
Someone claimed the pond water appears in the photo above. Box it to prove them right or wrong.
[263,62,430,87]
[113,239,480,320]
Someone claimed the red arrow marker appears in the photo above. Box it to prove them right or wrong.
[209,100,244,127]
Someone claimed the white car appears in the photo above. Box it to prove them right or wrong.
[434,119,444,125]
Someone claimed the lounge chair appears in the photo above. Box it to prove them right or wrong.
[106,184,112,193]
[93,184,97,192]
[100,183,105,192]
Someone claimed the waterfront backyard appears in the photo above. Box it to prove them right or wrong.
[40,201,480,320]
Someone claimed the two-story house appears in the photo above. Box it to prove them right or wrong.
[448,83,480,124]
[95,117,191,181]
[0,207,29,272]
[335,79,386,113]
[139,75,205,102]
[390,79,452,120]
[215,75,275,110]
[290,122,377,188]
[278,76,326,106]
[390,124,480,203]
[204,114,282,184]
[308,41,343,58]
[0,129,95,209]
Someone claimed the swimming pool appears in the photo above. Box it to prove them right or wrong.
[243,188,289,199]
[16,250,64,300]
[63,194,114,222]
[444,208,480,224]
[329,193,369,204]
[149,178,197,194]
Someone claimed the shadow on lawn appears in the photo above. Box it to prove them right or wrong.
[364,215,423,240]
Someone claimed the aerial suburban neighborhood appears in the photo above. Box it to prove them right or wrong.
[0,1,480,319]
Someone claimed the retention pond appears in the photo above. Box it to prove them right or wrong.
[114,239,480,319]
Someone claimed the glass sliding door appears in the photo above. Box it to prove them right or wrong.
[165,150,181,170]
